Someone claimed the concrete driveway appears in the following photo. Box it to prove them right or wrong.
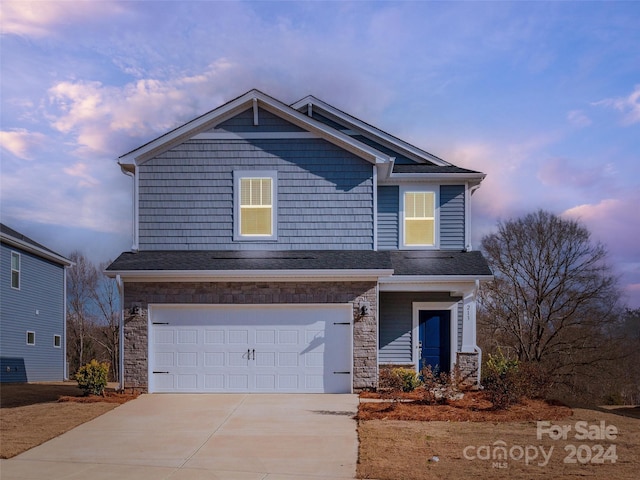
[1,394,359,479]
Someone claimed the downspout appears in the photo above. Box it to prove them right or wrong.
[473,279,482,386]
[116,274,125,392]
[63,265,68,380]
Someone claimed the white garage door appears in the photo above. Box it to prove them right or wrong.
[149,304,353,393]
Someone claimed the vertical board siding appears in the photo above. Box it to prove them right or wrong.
[379,292,461,364]
[440,185,465,250]
[214,107,306,133]
[377,186,399,250]
[0,244,65,382]
[138,138,374,250]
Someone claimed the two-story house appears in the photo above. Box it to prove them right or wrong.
[106,90,492,393]
[1,224,73,382]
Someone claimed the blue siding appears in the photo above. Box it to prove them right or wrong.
[379,292,462,364]
[440,185,465,250]
[0,243,66,382]
[216,107,306,133]
[138,138,374,250]
[377,186,399,250]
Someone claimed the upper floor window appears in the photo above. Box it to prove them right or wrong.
[401,187,438,248]
[234,171,277,241]
[11,252,20,289]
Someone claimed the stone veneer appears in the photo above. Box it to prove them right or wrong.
[122,281,378,393]
[456,352,480,389]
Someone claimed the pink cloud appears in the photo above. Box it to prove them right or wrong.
[537,157,614,189]
[0,129,48,160]
[594,84,640,126]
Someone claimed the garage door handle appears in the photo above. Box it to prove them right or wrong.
[333,371,351,375]
[153,371,169,374]
[252,349,255,360]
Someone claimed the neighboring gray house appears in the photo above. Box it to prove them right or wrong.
[1,224,72,382]
[106,90,492,393]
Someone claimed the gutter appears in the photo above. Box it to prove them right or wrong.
[105,269,395,282]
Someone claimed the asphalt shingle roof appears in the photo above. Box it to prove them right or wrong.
[392,164,483,175]
[107,250,492,277]
[389,250,492,276]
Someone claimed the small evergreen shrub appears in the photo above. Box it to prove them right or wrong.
[378,367,422,395]
[75,359,109,396]
[482,349,521,409]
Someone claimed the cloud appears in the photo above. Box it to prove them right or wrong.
[537,157,614,189]
[0,129,48,160]
[1,1,124,38]
[566,109,592,127]
[46,60,236,155]
[562,193,640,262]
[593,85,640,125]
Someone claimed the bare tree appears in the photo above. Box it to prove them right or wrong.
[66,253,120,380]
[478,210,623,383]
[91,261,120,381]
[67,251,99,373]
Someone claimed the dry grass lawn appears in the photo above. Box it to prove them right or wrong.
[357,396,640,480]
[0,382,135,459]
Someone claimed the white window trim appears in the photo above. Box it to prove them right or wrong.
[11,251,20,290]
[233,170,278,241]
[54,334,62,348]
[26,331,35,346]
[399,186,439,249]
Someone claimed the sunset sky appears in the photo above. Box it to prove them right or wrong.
[1,1,639,307]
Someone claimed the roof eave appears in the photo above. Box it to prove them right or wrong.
[105,268,395,282]
[1,234,74,267]
[291,95,451,167]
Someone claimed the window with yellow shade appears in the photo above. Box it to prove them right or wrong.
[234,171,277,240]
[403,189,437,247]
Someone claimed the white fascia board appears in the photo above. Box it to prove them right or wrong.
[378,172,486,186]
[379,275,493,294]
[117,90,393,167]
[106,269,395,282]
[291,96,451,167]
[1,235,74,267]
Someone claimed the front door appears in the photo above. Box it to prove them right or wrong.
[418,310,451,374]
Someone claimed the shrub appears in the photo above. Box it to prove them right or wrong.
[75,359,109,396]
[421,365,462,404]
[482,349,521,409]
[378,367,422,395]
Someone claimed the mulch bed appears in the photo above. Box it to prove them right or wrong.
[357,390,573,422]
[58,391,138,404]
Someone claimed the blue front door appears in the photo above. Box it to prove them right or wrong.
[418,310,451,374]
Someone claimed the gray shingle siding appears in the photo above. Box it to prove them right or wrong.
[0,243,65,382]
[377,186,399,250]
[440,185,465,250]
[215,107,306,133]
[138,138,374,250]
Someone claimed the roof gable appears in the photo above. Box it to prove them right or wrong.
[118,89,394,171]
[290,95,451,166]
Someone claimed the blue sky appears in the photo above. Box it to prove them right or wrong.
[1,1,639,308]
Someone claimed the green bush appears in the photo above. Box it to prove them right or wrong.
[75,359,109,396]
[482,349,521,409]
[378,367,422,394]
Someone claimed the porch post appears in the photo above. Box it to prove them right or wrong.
[461,281,479,353]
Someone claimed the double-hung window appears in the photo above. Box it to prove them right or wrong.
[11,252,20,289]
[234,171,277,240]
[401,187,438,248]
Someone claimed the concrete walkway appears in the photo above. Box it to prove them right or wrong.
[1,394,359,479]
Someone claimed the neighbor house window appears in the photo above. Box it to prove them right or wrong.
[11,252,20,289]
[54,335,62,348]
[402,188,438,248]
[234,171,277,240]
[27,331,35,346]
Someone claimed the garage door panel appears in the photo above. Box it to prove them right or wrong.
[150,304,352,393]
